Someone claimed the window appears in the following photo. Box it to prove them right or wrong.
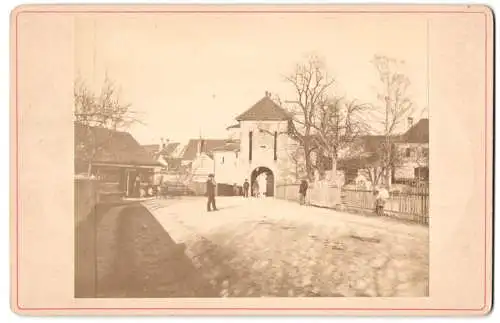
[414,167,429,181]
[249,131,253,161]
[405,148,411,158]
[422,148,429,158]
[273,131,278,161]
[221,156,225,164]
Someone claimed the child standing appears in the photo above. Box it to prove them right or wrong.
[374,185,389,216]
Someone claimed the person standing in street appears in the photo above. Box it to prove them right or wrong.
[134,175,141,198]
[299,179,309,205]
[243,179,250,198]
[374,185,389,216]
[206,174,218,212]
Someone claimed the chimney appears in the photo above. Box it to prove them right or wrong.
[196,140,201,157]
[407,117,414,130]
[265,91,271,98]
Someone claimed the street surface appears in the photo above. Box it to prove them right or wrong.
[95,196,429,297]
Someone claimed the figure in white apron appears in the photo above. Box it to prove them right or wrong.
[258,174,267,197]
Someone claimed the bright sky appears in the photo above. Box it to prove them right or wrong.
[75,13,429,145]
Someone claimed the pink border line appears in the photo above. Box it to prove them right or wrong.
[13,8,491,313]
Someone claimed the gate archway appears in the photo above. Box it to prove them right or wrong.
[250,166,274,197]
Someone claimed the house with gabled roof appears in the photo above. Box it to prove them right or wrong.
[203,91,300,196]
[142,140,184,170]
[181,139,228,162]
[74,122,161,197]
[393,118,429,182]
[337,118,429,185]
[171,92,299,195]
[178,138,228,185]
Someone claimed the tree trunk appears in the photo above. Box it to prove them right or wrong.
[304,146,314,181]
[330,151,337,184]
[385,171,392,188]
[87,162,92,178]
[384,96,392,190]
[384,151,392,188]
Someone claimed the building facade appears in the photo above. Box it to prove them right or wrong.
[212,92,300,196]
[180,93,429,195]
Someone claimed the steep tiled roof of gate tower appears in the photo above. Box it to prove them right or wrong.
[236,96,292,121]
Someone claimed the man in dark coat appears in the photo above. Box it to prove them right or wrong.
[206,174,218,211]
[243,179,250,198]
[299,179,309,205]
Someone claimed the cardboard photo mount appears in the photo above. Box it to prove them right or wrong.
[10,4,494,316]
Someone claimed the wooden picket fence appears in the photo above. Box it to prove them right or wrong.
[341,187,429,225]
[275,183,429,225]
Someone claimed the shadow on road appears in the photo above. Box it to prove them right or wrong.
[90,203,218,297]
[76,200,428,298]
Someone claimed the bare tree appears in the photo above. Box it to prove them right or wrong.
[414,147,429,172]
[364,143,400,187]
[270,93,283,107]
[283,55,335,180]
[172,164,194,185]
[371,55,414,188]
[278,142,306,183]
[74,76,141,176]
[311,97,372,179]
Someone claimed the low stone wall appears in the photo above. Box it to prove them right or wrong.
[74,178,100,297]
[75,178,100,226]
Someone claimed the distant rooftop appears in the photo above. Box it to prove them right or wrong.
[226,123,241,130]
[212,140,241,152]
[402,118,429,143]
[181,139,229,160]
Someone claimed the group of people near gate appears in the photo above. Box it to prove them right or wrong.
[242,175,267,198]
[204,174,311,212]
[205,173,390,216]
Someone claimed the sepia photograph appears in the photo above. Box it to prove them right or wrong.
[74,10,430,299]
[11,4,492,316]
